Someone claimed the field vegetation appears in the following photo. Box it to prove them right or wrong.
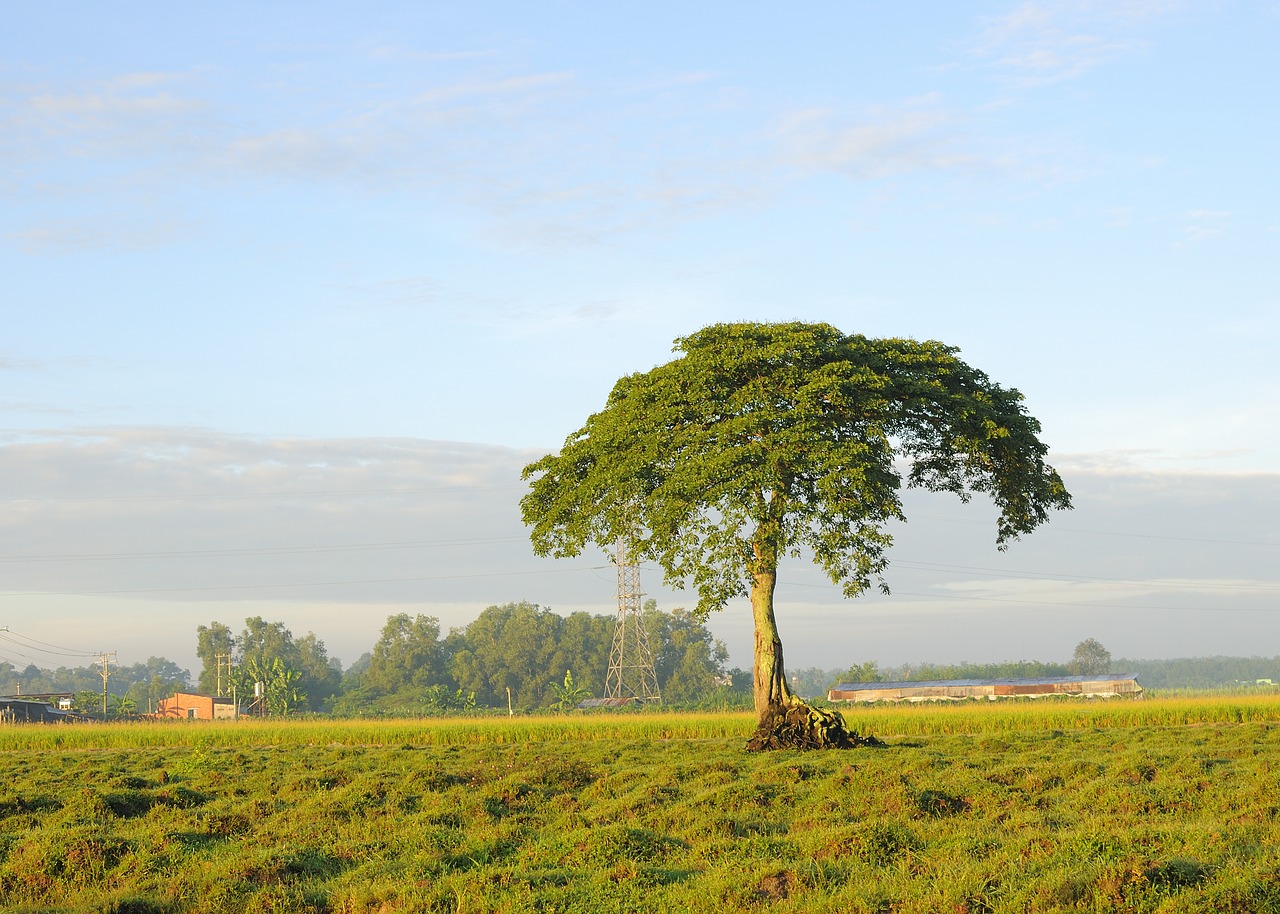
[3,695,1280,913]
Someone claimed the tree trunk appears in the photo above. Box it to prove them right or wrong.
[744,540,881,752]
[750,564,795,719]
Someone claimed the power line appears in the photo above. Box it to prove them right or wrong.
[1,547,1275,605]
[776,579,1280,615]
[890,559,1280,594]
[0,629,104,675]
[913,512,1280,549]
[0,650,58,670]
[0,630,100,657]
[0,483,524,504]
[0,509,1273,619]
[0,643,43,664]
[0,515,1269,576]
[0,535,527,564]
[1,551,1274,615]
[889,588,1280,615]
[0,564,611,598]
[1,627,98,654]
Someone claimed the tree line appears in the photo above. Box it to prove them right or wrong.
[817,638,1115,690]
[0,657,190,716]
[192,601,733,715]
[8,623,1280,718]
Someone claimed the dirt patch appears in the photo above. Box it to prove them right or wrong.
[756,870,797,901]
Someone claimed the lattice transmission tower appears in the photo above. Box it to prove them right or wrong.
[604,537,660,703]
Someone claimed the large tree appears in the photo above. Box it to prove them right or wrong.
[644,602,729,704]
[521,322,1071,748]
[448,601,578,710]
[362,613,449,694]
[1070,638,1112,676]
[196,617,339,711]
[195,621,234,695]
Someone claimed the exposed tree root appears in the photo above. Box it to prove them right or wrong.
[745,702,883,751]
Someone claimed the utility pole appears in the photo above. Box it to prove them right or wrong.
[0,628,14,697]
[215,653,233,696]
[604,536,660,703]
[96,652,117,717]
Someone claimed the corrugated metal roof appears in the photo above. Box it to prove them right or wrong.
[832,674,1140,691]
[577,697,638,708]
[0,698,81,722]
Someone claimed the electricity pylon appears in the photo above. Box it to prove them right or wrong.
[604,537,660,703]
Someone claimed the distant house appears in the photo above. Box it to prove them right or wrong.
[828,675,1142,703]
[2,692,74,710]
[0,697,81,723]
[156,692,238,720]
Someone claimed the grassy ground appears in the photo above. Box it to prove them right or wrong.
[2,700,1279,912]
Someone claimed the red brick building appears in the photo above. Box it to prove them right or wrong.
[156,692,238,720]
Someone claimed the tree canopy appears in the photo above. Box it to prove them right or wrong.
[329,601,730,715]
[195,617,341,712]
[521,322,1071,747]
[1071,638,1113,676]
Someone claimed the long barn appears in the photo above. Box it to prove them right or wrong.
[828,675,1142,703]
[0,698,81,723]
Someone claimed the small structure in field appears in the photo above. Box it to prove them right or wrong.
[828,675,1142,703]
[156,692,238,720]
[577,697,639,708]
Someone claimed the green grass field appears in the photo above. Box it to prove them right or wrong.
[2,697,1279,913]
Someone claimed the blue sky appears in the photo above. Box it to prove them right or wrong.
[2,3,1278,677]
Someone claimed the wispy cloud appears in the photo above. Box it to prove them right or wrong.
[1179,208,1230,242]
[3,62,764,250]
[777,103,983,179]
[6,217,196,254]
[0,356,44,371]
[347,276,444,311]
[6,73,212,163]
[0,400,92,417]
[367,45,495,63]
[973,1,1184,84]
[410,71,575,106]
[221,128,378,180]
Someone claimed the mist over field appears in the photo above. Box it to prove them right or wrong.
[1,430,1275,677]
